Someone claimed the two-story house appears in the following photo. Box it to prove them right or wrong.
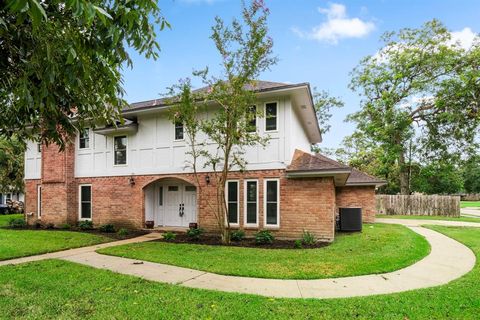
[24,81,384,241]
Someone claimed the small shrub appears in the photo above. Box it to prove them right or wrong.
[34,221,43,229]
[59,223,71,230]
[302,230,316,246]
[230,230,245,242]
[45,223,55,229]
[255,230,274,244]
[163,231,176,241]
[117,228,129,237]
[186,228,204,241]
[9,218,26,229]
[99,224,116,233]
[294,239,303,249]
[78,220,93,230]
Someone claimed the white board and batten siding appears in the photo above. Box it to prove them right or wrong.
[24,97,313,179]
[25,140,42,180]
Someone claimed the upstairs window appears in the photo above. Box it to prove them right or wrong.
[37,143,41,153]
[79,128,90,149]
[175,121,184,140]
[114,136,127,165]
[227,181,239,225]
[247,105,257,132]
[265,102,277,131]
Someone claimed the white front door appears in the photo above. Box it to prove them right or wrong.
[161,183,197,227]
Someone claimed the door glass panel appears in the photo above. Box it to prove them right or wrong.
[159,187,163,206]
[185,186,196,192]
[168,186,179,191]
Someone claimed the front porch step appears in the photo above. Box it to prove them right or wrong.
[142,226,189,234]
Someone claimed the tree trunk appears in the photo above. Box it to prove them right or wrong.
[398,149,410,195]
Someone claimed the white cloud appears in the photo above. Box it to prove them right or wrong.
[292,3,375,44]
[449,27,477,50]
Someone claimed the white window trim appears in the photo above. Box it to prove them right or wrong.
[113,135,128,166]
[264,101,279,132]
[263,178,280,228]
[78,128,91,150]
[225,180,240,227]
[37,185,42,219]
[78,184,92,221]
[174,121,185,142]
[243,179,259,227]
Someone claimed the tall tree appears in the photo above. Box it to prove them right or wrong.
[311,90,344,154]
[168,0,276,243]
[1,0,168,147]
[349,20,480,194]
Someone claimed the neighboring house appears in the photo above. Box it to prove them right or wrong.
[0,191,24,205]
[23,81,384,241]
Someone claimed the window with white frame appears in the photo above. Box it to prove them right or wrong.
[37,143,41,153]
[247,105,257,132]
[264,179,279,226]
[37,185,42,218]
[79,185,92,220]
[114,136,127,165]
[174,121,184,140]
[244,180,258,225]
[265,102,277,131]
[226,181,239,225]
[79,128,90,149]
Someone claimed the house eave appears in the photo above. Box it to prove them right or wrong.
[286,169,351,186]
[93,123,138,136]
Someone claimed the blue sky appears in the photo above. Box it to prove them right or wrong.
[122,0,480,148]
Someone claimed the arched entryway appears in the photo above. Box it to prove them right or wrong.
[144,178,197,228]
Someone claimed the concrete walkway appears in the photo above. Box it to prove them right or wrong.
[461,207,480,218]
[0,220,478,299]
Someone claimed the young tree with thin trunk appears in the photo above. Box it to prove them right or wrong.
[168,0,276,243]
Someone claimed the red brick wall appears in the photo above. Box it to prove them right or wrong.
[335,186,376,223]
[25,167,336,240]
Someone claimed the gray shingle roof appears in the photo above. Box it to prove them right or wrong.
[123,80,307,113]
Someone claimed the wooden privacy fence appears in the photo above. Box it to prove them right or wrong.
[376,194,460,217]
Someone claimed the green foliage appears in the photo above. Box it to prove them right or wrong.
[230,230,245,242]
[294,239,303,249]
[0,0,168,147]
[45,223,55,230]
[302,230,317,246]
[0,136,25,193]
[117,228,129,237]
[59,223,71,230]
[255,230,274,244]
[99,224,115,233]
[411,162,463,194]
[348,19,480,194]
[186,228,204,241]
[78,220,93,230]
[313,90,344,136]
[8,218,26,229]
[463,155,480,193]
[163,231,176,241]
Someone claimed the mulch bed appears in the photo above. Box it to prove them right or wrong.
[153,234,330,249]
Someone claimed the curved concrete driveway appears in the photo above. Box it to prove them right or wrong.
[0,219,478,299]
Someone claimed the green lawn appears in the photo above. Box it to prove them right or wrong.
[0,214,23,227]
[461,201,480,208]
[0,229,111,261]
[98,224,429,279]
[377,214,480,223]
[0,226,478,319]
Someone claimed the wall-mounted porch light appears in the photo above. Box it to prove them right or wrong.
[129,175,135,187]
[205,175,210,185]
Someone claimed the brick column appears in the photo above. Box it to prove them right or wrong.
[40,142,76,226]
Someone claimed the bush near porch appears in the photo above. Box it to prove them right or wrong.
[98,223,430,279]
